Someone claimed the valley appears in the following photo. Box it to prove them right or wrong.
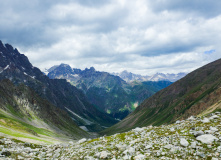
[1,0,221,158]
[0,40,221,159]
[102,58,221,135]
[47,64,172,119]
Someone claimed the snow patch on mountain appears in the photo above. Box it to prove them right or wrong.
[113,70,186,82]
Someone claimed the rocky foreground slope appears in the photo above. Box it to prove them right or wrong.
[1,112,221,159]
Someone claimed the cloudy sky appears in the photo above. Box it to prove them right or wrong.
[0,0,221,75]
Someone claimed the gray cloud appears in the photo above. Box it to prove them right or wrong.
[150,0,221,18]
[0,0,220,75]
[74,0,112,7]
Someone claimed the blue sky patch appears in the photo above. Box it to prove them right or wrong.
[204,49,215,54]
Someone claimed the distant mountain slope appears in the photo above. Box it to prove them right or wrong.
[102,58,221,135]
[112,70,186,82]
[0,79,89,142]
[47,64,172,119]
[0,40,117,134]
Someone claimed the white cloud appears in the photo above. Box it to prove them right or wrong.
[0,0,220,75]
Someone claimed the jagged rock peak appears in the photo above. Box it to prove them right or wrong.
[113,70,186,82]
[45,65,59,73]
[0,40,33,71]
[46,64,71,73]
[0,40,4,47]
[0,40,20,56]
[121,70,129,73]
[57,63,73,72]
[59,63,72,68]
[85,67,96,72]
[73,68,82,74]
[47,65,98,78]
[48,65,97,73]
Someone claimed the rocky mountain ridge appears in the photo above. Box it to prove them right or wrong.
[0,40,117,136]
[112,70,186,82]
[47,64,172,119]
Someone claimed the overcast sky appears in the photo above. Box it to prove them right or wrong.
[0,0,221,75]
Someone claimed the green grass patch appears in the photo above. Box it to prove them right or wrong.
[0,112,61,139]
[0,126,52,144]
[6,105,24,118]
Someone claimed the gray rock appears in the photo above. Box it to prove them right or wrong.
[176,120,181,124]
[196,134,218,144]
[187,116,195,121]
[145,145,152,149]
[164,144,173,149]
[191,142,196,148]
[210,115,219,119]
[201,118,210,123]
[197,152,206,158]
[180,138,189,147]
[100,151,109,159]
[78,138,87,144]
[210,126,218,132]
[193,131,204,137]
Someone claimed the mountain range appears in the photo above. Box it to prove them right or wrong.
[1,40,221,150]
[46,64,172,119]
[1,39,221,160]
[0,40,118,142]
[102,58,221,135]
[112,70,186,82]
